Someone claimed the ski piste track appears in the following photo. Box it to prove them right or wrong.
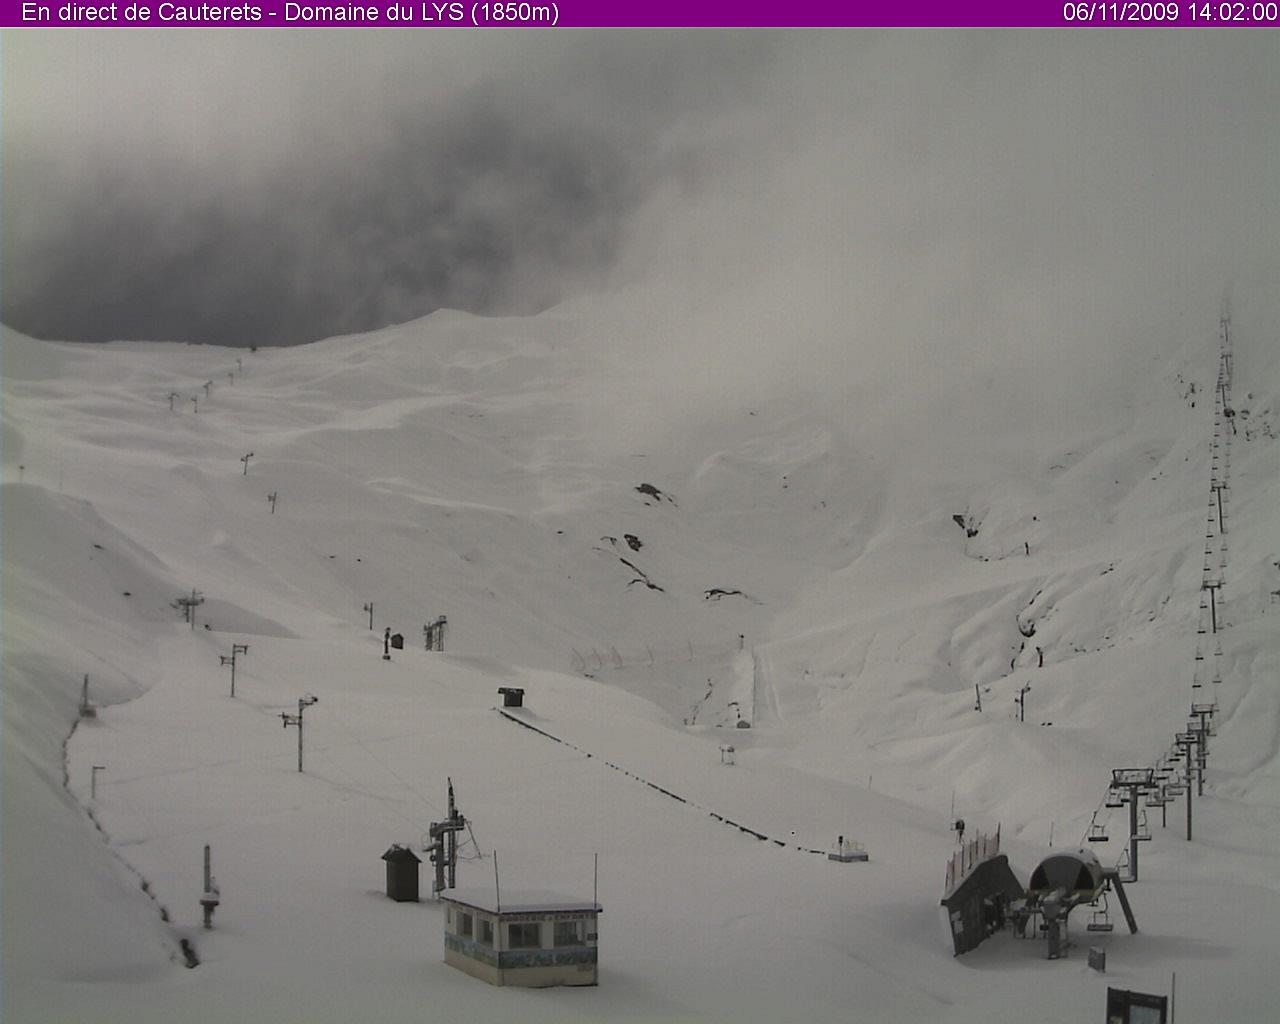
[494,708,833,857]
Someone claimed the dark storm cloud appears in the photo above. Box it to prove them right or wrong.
[2,31,777,346]
[6,95,632,345]
[4,28,1278,377]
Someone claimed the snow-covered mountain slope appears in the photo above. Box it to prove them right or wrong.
[3,297,1278,1022]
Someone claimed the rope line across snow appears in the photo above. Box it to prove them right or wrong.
[494,709,827,855]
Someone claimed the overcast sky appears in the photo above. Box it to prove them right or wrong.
[4,29,1278,369]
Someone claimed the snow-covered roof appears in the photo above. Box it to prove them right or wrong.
[441,887,602,915]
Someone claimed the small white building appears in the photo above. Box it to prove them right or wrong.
[440,887,602,988]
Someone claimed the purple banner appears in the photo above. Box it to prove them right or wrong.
[3,0,1277,27]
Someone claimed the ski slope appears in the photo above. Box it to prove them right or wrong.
[3,296,1280,1022]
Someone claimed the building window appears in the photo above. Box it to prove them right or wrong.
[554,920,583,947]
[479,919,494,945]
[508,922,541,949]
[457,912,473,938]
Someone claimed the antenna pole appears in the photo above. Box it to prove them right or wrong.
[493,851,501,914]
[594,852,599,909]
[447,778,458,890]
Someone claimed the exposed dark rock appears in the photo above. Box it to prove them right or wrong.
[619,556,664,592]
[704,588,762,605]
[635,483,676,505]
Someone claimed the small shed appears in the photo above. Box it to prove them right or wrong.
[390,632,404,650]
[498,687,525,708]
[382,845,421,903]
[940,853,1024,955]
[441,887,601,987]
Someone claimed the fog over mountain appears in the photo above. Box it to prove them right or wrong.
[5,30,1277,357]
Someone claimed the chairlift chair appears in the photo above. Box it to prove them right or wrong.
[1104,787,1126,808]
[1087,892,1114,933]
[1134,808,1152,841]
[1086,813,1109,843]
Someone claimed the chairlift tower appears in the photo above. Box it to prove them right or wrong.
[1201,580,1222,633]
[1173,732,1200,840]
[1211,483,1228,534]
[1108,769,1155,882]
[1190,703,1216,760]
[173,589,205,630]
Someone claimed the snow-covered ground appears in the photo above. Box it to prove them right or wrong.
[3,295,1279,1022]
